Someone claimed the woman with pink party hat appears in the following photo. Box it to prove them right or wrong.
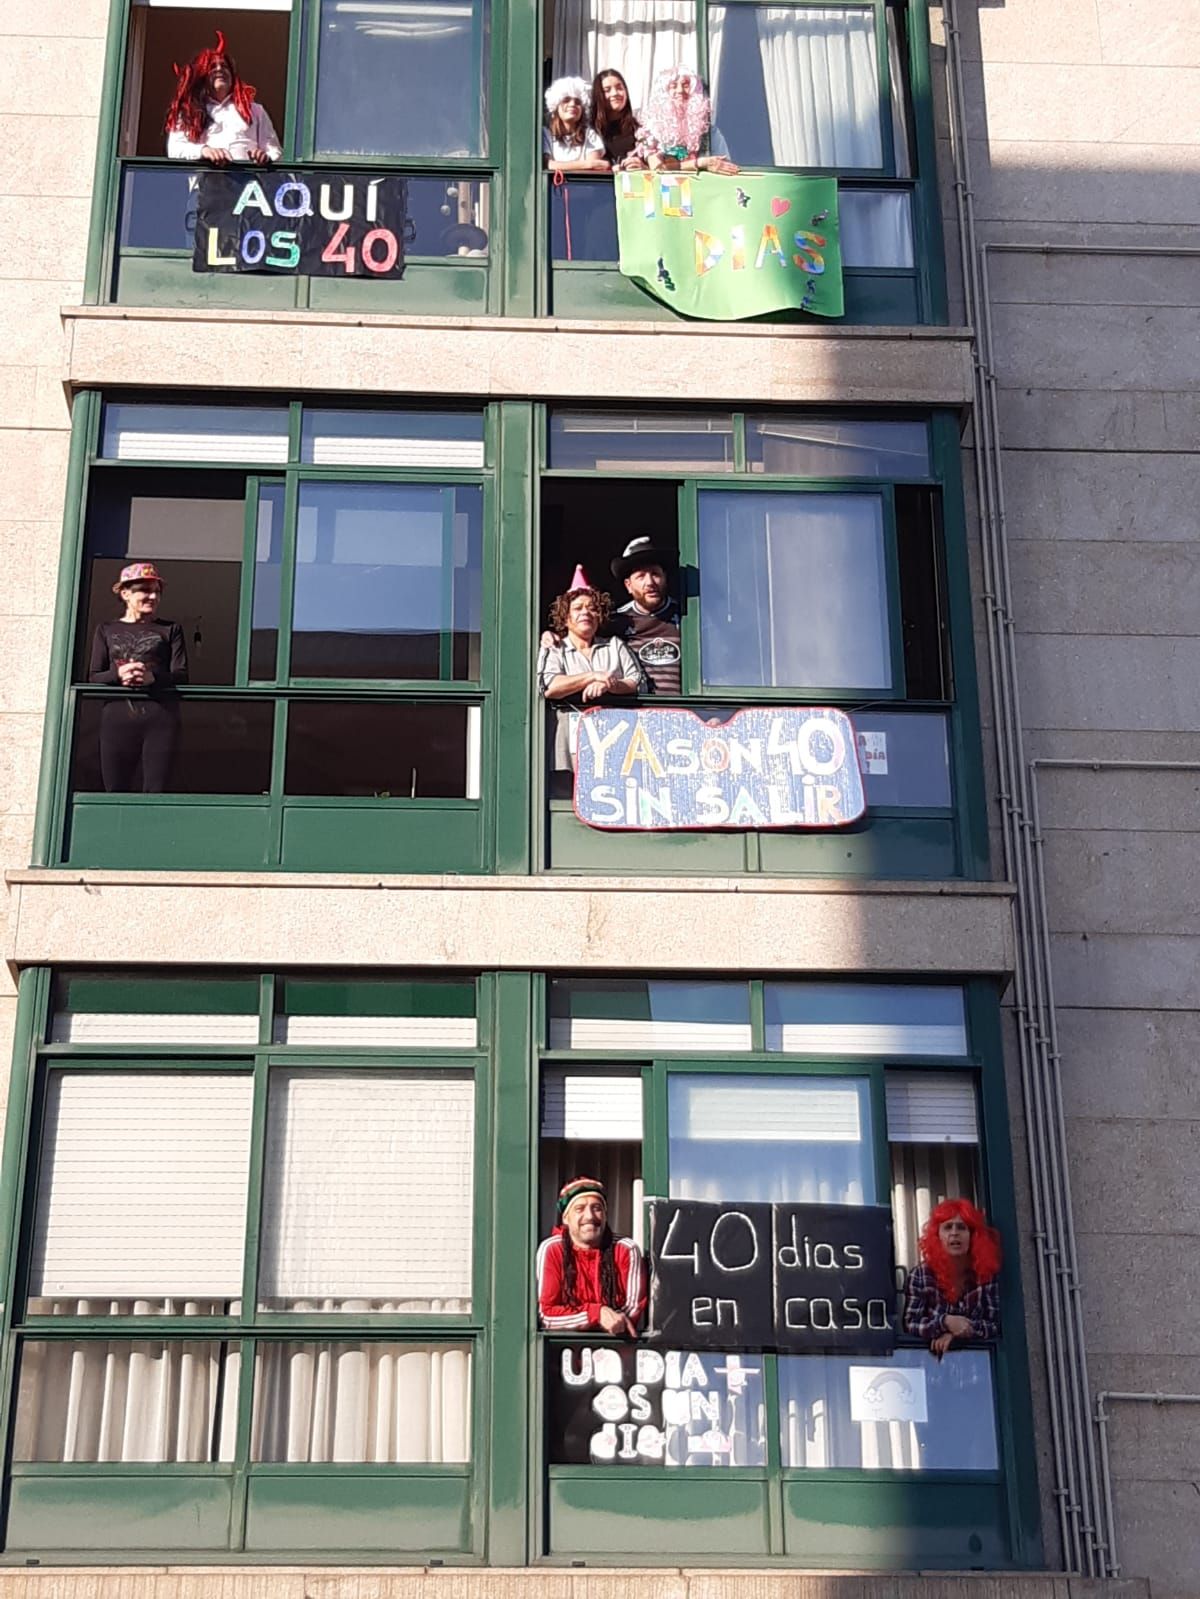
[537,563,644,780]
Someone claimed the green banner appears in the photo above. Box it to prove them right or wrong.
[615,171,842,321]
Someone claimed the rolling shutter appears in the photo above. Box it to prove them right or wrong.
[886,1071,979,1144]
[540,1071,643,1141]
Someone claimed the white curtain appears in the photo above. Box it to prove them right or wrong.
[552,0,697,116]
[890,1142,979,1272]
[709,5,882,168]
[252,1342,471,1463]
[13,1339,237,1463]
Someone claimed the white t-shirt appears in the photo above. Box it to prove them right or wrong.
[167,98,283,161]
[542,126,605,163]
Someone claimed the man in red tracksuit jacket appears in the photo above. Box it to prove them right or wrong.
[536,1176,646,1337]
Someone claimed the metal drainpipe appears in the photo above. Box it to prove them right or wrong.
[932,1,1200,1578]
[1095,1392,1200,1577]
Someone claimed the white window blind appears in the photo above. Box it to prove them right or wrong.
[31,1074,253,1299]
[886,1072,979,1145]
[549,1017,752,1051]
[674,1080,863,1142]
[274,1016,477,1047]
[540,1071,643,1141]
[50,1012,258,1045]
[258,1071,474,1305]
[135,2,294,13]
[101,403,289,463]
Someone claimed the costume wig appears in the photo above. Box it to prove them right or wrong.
[165,31,257,143]
[548,586,612,635]
[639,68,711,158]
[919,1198,1002,1298]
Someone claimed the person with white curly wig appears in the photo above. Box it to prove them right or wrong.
[543,76,612,172]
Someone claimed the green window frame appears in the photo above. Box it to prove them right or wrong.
[0,969,493,1558]
[536,407,988,879]
[44,394,499,874]
[533,974,1042,1565]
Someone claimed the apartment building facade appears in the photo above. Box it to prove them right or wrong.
[0,0,1194,1593]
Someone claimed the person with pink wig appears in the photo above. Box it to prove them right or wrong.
[902,1198,1002,1358]
[634,68,738,176]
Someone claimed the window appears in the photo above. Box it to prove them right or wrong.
[538,975,1017,1559]
[58,399,491,873]
[10,969,483,1540]
[540,408,971,877]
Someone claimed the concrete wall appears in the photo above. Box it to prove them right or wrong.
[942,2,1200,1594]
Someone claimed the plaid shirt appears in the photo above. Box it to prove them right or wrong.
[902,1263,1000,1341]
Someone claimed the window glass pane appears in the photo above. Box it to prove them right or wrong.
[283,700,479,797]
[896,485,949,700]
[549,174,618,263]
[250,483,284,681]
[698,490,893,691]
[301,410,484,468]
[779,1349,999,1470]
[101,403,289,463]
[549,412,734,471]
[275,975,478,1046]
[549,0,697,112]
[708,4,882,169]
[49,972,258,1045]
[29,1073,253,1310]
[854,711,951,807]
[549,979,751,1050]
[118,165,199,250]
[14,1340,238,1463]
[402,176,491,255]
[253,1342,471,1462]
[314,0,489,158]
[79,468,248,687]
[840,189,914,268]
[258,1070,473,1312]
[745,417,930,478]
[71,696,274,795]
[668,1074,874,1204]
[549,1344,766,1468]
[290,482,482,681]
[764,983,967,1055]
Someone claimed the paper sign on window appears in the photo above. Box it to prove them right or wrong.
[857,730,888,775]
[848,1363,928,1425]
[194,170,408,277]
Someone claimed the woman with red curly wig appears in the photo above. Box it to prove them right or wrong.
[165,32,281,165]
[902,1198,1002,1358]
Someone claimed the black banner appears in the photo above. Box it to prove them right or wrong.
[193,169,408,277]
[647,1199,896,1355]
[547,1343,766,1467]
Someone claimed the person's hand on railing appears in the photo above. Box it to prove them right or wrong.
[200,145,232,165]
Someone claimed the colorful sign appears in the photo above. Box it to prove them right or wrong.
[573,706,865,831]
[615,170,842,319]
[193,170,408,276]
[646,1199,896,1356]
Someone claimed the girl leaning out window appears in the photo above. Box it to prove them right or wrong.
[543,77,611,172]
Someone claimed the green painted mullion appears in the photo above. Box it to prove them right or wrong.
[696,0,710,84]
[276,471,299,685]
[500,0,538,314]
[647,1060,670,1198]
[300,0,322,159]
[677,481,701,695]
[763,1351,785,1551]
[875,0,897,176]
[866,1059,890,1202]
[492,403,535,873]
[258,975,277,1048]
[266,700,288,866]
[229,1334,257,1547]
[485,972,534,1563]
[33,391,98,867]
[732,412,748,473]
[239,1054,272,1333]
[0,971,51,1471]
[81,0,131,303]
[748,979,766,1051]
[906,0,948,323]
[880,482,907,696]
[967,981,1044,1566]
[281,0,305,161]
[931,412,989,878]
[235,478,263,686]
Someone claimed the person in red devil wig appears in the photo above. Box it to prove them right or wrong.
[165,32,281,165]
[902,1197,1002,1358]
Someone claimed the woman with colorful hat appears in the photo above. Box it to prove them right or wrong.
[88,563,188,793]
[536,565,645,781]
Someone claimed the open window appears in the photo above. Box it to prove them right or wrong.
[119,0,293,158]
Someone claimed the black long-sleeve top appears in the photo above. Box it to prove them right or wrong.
[88,619,189,693]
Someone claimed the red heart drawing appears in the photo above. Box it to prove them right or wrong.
[771,197,791,217]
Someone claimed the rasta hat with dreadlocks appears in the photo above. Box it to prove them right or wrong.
[555,1176,622,1312]
[165,31,258,145]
